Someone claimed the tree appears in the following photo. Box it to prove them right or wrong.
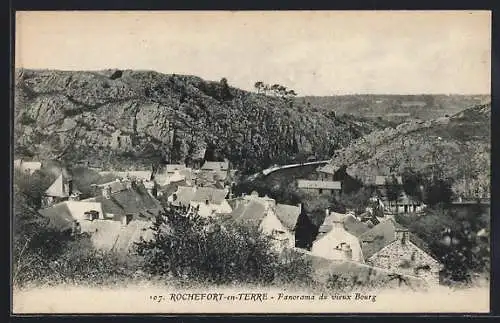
[135,208,282,284]
[395,204,490,284]
[219,77,232,100]
[254,81,264,94]
[385,175,403,212]
[424,178,453,207]
[402,170,425,202]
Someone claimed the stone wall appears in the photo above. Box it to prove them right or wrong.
[367,239,441,285]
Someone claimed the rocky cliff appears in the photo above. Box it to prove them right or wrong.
[14,69,383,174]
[328,103,491,198]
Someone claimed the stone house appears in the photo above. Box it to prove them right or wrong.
[359,219,442,285]
[110,129,132,151]
[297,179,342,198]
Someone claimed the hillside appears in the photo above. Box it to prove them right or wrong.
[14,69,386,174]
[298,94,490,123]
[327,102,491,198]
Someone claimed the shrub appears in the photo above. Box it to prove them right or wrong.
[395,204,490,284]
[135,208,281,285]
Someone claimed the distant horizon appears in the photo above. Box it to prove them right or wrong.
[15,11,491,96]
[14,67,491,97]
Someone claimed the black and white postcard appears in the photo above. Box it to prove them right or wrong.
[12,10,491,313]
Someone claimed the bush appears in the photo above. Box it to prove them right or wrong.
[395,204,490,284]
[135,208,282,285]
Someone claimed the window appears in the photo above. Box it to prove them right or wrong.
[318,189,323,194]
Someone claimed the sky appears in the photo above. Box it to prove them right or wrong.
[15,11,491,96]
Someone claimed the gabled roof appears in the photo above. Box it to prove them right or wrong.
[45,174,74,197]
[38,202,75,231]
[297,180,342,190]
[192,187,228,204]
[316,164,339,175]
[165,164,187,173]
[232,200,267,227]
[96,180,129,193]
[275,204,301,231]
[171,186,196,206]
[318,211,346,234]
[343,215,371,237]
[358,218,433,260]
[93,184,163,219]
[201,160,229,171]
[375,175,403,186]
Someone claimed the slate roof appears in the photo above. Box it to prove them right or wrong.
[231,200,267,228]
[343,215,371,237]
[275,204,301,231]
[375,175,403,186]
[93,184,163,219]
[171,186,197,206]
[291,249,426,287]
[95,180,129,193]
[358,218,433,260]
[165,164,187,173]
[318,211,346,234]
[297,180,341,190]
[192,187,228,204]
[45,174,80,197]
[38,202,75,231]
[316,164,339,175]
[201,161,229,171]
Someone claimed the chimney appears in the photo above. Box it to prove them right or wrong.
[297,203,302,213]
[396,228,409,244]
[68,179,73,196]
[340,243,353,260]
[103,186,112,199]
[325,208,330,217]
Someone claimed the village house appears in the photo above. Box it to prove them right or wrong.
[359,219,442,285]
[230,197,292,252]
[297,179,342,198]
[373,175,426,215]
[291,248,428,290]
[14,159,42,175]
[167,186,232,217]
[385,192,426,215]
[227,192,308,251]
[110,129,132,151]
[87,178,164,221]
[42,172,82,208]
[153,164,193,187]
[316,164,339,181]
[197,159,234,186]
[311,210,365,263]
[40,177,163,254]
[189,187,232,218]
[201,159,230,172]
[375,175,403,188]
[99,170,153,182]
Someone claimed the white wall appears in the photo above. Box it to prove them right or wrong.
[65,201,105,222]
[311,227,364,262]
